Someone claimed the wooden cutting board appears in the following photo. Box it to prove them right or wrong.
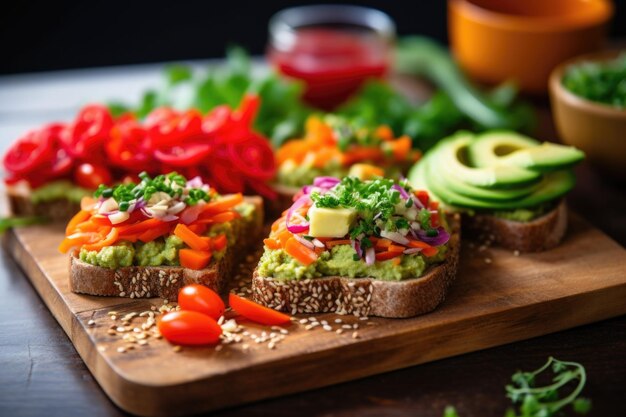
[3,213,626,417]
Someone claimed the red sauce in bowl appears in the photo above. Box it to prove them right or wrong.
[269,27,391,110]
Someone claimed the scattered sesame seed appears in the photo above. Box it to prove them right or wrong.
[485,258,492,264]
[87,320,96,326]
[352,331,359,339]
[359,316,369,321]
[336,329,343,334]
[323,325,332,331]
[172,345,182,353]
[97,345,106,352]
[117,347,126,353]
[215,345,223,352]
[299,318,308,324]
[268,341,276,350]
[334,319,342,324]
[513,250,520,257]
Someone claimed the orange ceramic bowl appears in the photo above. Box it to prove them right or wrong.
[448,0,613,94]
[549,50,626,181]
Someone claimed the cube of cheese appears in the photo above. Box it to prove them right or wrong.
[308,205,357,238]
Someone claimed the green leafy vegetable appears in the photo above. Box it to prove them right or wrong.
[395,36,535,133]
[0,216,46,233]
[443,357,591,417]
[562,53,626,108]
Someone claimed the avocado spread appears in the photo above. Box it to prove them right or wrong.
[31,180,91,204]
[259,244,447,281]
[79,236,185,268]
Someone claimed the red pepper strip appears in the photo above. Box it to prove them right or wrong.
[137,223,172,243]
[228,293,291,326]
[375,251,403,261]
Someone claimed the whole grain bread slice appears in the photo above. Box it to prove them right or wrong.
[7,186,80,222]
[69,196,264,299]
[251,214,461,318]
[463,199,567,253]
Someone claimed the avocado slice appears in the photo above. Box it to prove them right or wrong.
[469,131,585,172]
[409,156,575,210]
[436,133,541,188]
[468,131,539,168]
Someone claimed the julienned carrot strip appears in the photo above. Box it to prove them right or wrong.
[179,249,212,270]
[421,247,438,257]
[406,240,433,249]
[284,237,318,266]
[202,194,243,215]
[264,238,281,250]
[174,223,210,251]
[195,210,239,224]
[277,229,292,247]
[325,239,352,248]
[375,238,393,250]
[82,228,119,251]
[388,244,406,253]
[65,210,91,235]
[228,293,291,325]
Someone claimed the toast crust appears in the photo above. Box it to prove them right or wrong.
[7,186,80,222]
[463,200,568,252]
[251,215,461,318]
[68,196,264,298]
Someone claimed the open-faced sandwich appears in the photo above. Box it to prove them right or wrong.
[59,172,263,299]
[409,131,585,252]
[272,115,421,213]
[3,96,275,223]
[253,176,459,318]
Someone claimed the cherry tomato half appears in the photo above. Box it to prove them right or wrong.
[157,310,222,346]
[74,163,113,189]
[228,293,291,326]
[178,284,225,320]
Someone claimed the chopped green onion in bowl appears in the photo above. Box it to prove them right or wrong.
[562,53,626,109]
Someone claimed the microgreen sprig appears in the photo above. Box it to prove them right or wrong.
[443,357,591,417]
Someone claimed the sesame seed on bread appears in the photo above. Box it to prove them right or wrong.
[251,214,461,319]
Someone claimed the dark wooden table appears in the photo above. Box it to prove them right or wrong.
[0,67,624,417]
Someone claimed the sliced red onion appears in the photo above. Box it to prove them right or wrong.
[186,176,205,188]
[293,234,315,250]
[300,185,314,195]
[392,184,410,200]
[351,239,362,258]
[416,227,450,246]
[412,196,424,209]
[179,201,206,224]
[313,176,340,189]
[365,247,375,265]
[140,207,154,218]
[311,238,325,248]
[160,214,179,222]
[286,194,310,234]
[403,248,422,255]
[380,230,410,246]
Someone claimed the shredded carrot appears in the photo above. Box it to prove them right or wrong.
[58,232,102,254]
[137,223,171,243]
[195,210,239,224]
[325,239,352,249]
[375,251,402,261]
[179,249,212,270]
[284,237,318,266]
[174,223,210,251]
[80,196,97,211]
[388,244,406,253]
[116,218,165,238]
[375,238,393,250]
[263,238,281,250]
[277,229,292,247]
[202,193,243,215]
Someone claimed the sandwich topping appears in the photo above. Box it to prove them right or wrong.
[59,172,252,270]
[259,176,451,281]
[275,115,421,187]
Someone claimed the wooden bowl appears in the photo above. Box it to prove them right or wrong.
[448,0,613,94]
[549,50,626,181]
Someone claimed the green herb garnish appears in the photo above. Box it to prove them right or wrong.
[443,357,591,417]
[562,54,626,108]
[94,172,210,206]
